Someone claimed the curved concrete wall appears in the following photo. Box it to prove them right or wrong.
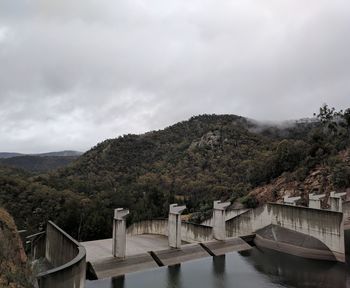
[127,219,168,236]
[37,221,86,288]
[126,219,214,243]
[226,203,345,261]
[181,222,214,243]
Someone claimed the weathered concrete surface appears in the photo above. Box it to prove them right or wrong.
[82,234,169,263]
[329,192,346,212]
[92,253,158,279]
[200,208,248,226]
[342,201,350,223]
[168,204,186,248]
[36,221,86,288]
[112,208,129,259]
[127,219,215,244]
[255,224,337,261]
[154,243,210,266]
[201,237,251,256]
[213,200,230,240]
[181,222,213,243]
[226,203,345,262]
[308,193,325,209]
[283,196,301,206]
[127,219,168,236]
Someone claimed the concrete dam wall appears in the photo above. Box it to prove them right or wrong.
[36,221,86,288]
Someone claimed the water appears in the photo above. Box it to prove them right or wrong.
[86,248,350,288]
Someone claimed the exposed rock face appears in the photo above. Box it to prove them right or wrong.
[189,130,221,149]
[0,208,33,288]
[247,165,338,207]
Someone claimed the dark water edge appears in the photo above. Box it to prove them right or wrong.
[86,247,350,288]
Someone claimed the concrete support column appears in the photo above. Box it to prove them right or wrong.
[112,208,129,258]
[213,200,231,241]
[308,193,325,209]
[168,204,186,249]
[283,196,301,206]
[329,192,346,212]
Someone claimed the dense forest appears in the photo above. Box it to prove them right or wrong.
[0,104,349,241]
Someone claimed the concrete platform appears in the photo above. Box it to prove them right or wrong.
[81,234,169,262]
[92,253,158,279]
[200,237,252,256]
[153,243,210,266]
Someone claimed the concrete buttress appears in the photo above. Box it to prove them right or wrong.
[112,208,129,258]
[168,204,186,248]
[213,200,231,240]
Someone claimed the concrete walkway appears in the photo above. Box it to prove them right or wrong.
[82,235,252,279]
[81,234,169,263]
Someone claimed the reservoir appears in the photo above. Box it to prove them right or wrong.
[86,247,350,288]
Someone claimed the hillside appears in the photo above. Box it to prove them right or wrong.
[0,107,349,241]
[0,208,33,288]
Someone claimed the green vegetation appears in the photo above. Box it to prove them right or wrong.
[0,105,349,241]
[0,208,34,288]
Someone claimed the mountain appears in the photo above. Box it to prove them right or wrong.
[0,110,349,241]
[0,150,83,172]
[0,152,23,159]
[34,150,83,157]
[0,150,83,159]
[0,155,79,172]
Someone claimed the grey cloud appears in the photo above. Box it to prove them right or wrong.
[0,0,350,153]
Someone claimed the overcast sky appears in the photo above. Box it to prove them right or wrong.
[0,0,350,153]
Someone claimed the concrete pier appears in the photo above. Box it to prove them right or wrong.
[112,208,129,258]
[329,192,346,212]
[308,193,325,209]
[168,204,186,248]
[213,200,230,240]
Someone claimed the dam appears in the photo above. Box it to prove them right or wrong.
[28,192,350,288]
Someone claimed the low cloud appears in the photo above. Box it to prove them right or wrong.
[0,0,349,152]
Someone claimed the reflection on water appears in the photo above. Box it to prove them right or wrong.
[240,248,348,288]
[86,248,350,288]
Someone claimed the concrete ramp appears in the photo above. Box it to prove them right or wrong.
[200,237,252,256]
[153,244,210,266]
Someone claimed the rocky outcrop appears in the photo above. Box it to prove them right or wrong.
[247,162,349,207]
[0,208,33,288]
[189,130,221,149]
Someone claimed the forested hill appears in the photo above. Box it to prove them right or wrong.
[1,107,350,241]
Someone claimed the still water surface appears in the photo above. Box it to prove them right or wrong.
[86,248,350,288]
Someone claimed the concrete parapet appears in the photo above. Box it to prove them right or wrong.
[168,204,186,248]
[329,191,346,212]
[112,208,129,259]
[36,221,86,288]
[283,196,301,206]
[213,200,230,240]
[308,193,325,209]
